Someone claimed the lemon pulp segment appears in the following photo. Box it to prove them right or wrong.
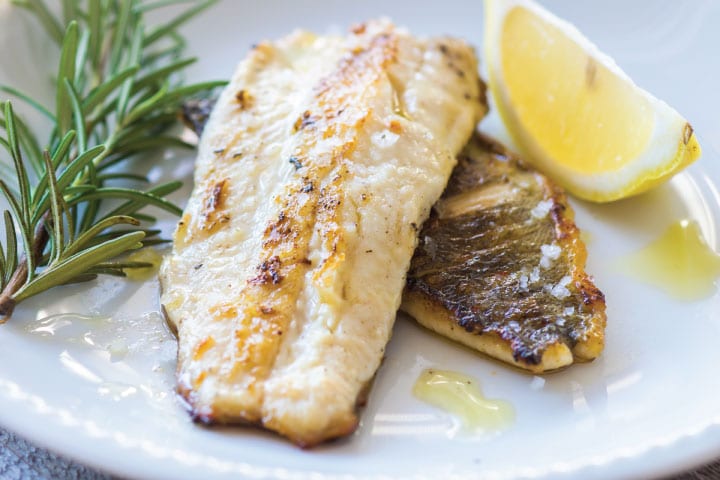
[501,6,656,174]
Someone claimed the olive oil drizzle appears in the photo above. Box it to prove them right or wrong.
[413,369,515,432]
[618,219,720,300]
[125,248,163,281]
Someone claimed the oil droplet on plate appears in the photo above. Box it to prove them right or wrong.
[617,219,720,300]
[108,338,129,362]
[413,369,515,433]
[24,313,109,340]
[125,247,163,281]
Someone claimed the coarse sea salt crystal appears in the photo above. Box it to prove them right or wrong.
[563,306,576,316]
[551,277,572,299]
[539,243,562,269]
[541,244,562,260]
[529,267,540,283]
[519,274,529,291]
[530,199,553,219]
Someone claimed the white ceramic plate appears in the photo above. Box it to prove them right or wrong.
[1,1,719,479]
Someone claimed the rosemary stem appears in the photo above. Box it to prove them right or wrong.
[0,0,222,321]
[0,265,25,322]
[0,219,49,322]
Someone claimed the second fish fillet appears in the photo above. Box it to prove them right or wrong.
[159,19,485,446]
[403,134,606,373]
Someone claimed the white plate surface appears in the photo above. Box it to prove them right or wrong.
[1,1,720,479]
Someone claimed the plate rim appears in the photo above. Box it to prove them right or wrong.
[1,1,720,478]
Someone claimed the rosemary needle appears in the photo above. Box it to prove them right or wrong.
[0,0,226,321]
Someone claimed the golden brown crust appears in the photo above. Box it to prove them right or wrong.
[401,293,574,373]
[538,175,606,362]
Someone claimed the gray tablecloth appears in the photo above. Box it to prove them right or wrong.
[1,426,719,479]
[0,428,109,480]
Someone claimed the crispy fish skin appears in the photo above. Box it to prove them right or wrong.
[402,134,606,373]
[160,20,485,446]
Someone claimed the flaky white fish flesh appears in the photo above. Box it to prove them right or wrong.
[160,19,485,446]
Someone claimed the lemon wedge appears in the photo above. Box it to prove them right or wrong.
[484,0,701,202]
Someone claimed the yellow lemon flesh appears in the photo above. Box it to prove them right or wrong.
[485,0,701,202]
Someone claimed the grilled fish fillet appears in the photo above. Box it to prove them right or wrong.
[160,19,485,446]
[402,134,606,373]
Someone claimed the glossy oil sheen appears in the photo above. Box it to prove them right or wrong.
[619,219,720,300]
[413,368,515,432]
[125,248,163,281]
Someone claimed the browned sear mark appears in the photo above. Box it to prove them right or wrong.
[248,256,284,285]
[293,110,316,132]
[235,89,254,109]
[193,336,216,360]
[263,211,295,248]
[206,180,226,212]
[389,120,402,134]
[201,179,231,230]
[351,23,367,35]
[318,190,341,212]
[301,180,314,193]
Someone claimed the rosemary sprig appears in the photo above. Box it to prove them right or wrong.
[0,0,225,321]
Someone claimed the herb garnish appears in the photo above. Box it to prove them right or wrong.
[0,0,225,321]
